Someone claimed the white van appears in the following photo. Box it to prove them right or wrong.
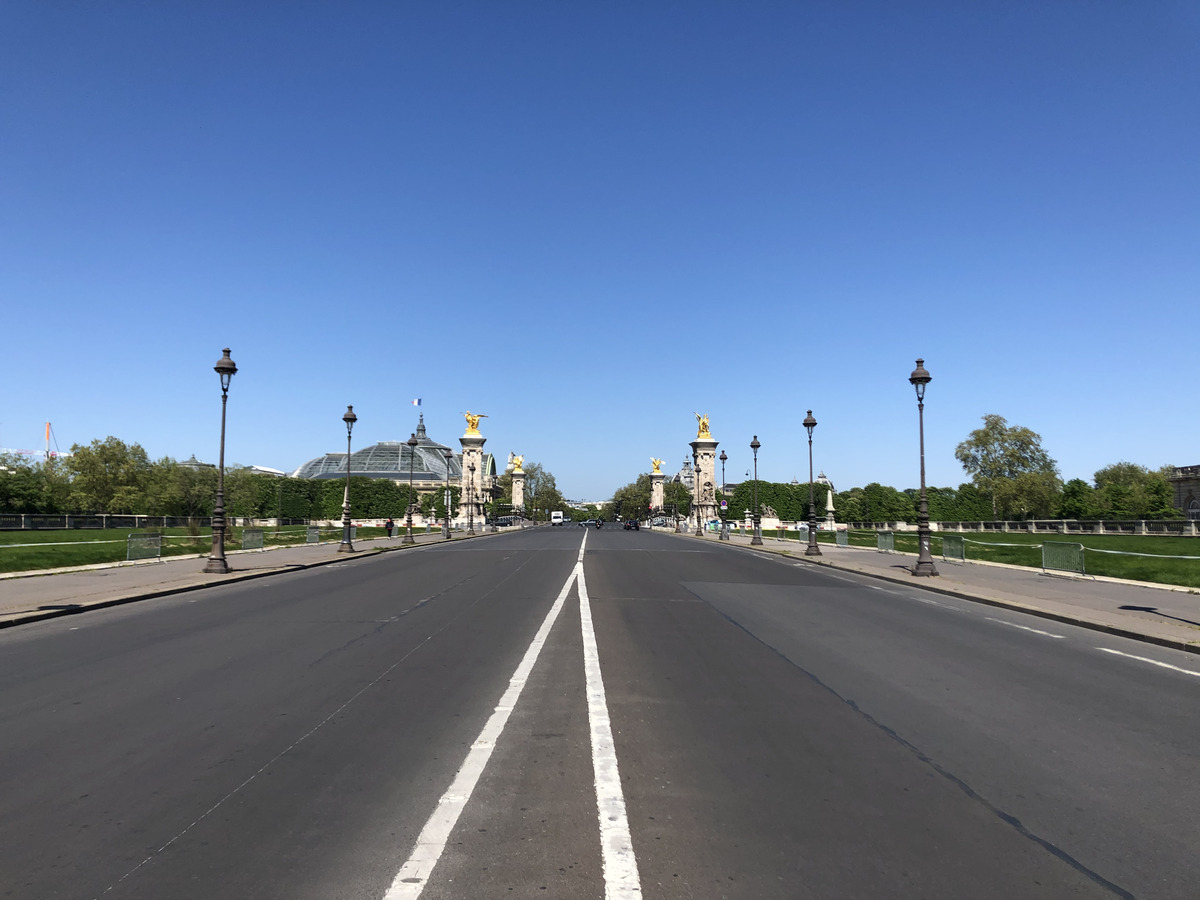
[550,511,565,526]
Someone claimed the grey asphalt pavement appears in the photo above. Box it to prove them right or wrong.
[6,524,1198,656]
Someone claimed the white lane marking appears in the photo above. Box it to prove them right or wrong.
[382,549,578,898]
[1096,647,1200,677]
[578,532,643,899]
[911,596,948,608]
[984,617,1065,639]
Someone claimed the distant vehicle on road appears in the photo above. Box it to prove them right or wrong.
[550,511,565,526]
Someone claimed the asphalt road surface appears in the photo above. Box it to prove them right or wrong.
[2,527,1198,899]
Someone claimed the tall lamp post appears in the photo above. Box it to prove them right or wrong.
[442,447,453,539]
[803,410,821,557]
[719,449,728,539]
[338,405,357,553]
[204,348,237,574]
[750,435,763,545]
[909,359,939,576]
[467,462,476,535]
[403,433,418,545]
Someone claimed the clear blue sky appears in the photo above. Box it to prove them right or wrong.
[3,2,1197,501]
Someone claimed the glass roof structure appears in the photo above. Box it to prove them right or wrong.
[291,415,495,484]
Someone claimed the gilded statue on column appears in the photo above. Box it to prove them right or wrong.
[695,412,711,439]
[651,458,663,474]
[463,411,487,435]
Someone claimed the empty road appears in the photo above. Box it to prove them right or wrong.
[2,527,1198,898]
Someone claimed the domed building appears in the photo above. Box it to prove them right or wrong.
[291,415,497,498]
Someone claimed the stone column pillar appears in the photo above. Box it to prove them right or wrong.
[512,469,525,515]
[690,434,719,536]
[650,471,664,514]
[459,417,487,530]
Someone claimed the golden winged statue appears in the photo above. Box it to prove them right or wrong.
[463,411,488,435]
[512,455,524,473]
[695,412,711,439]
[651,458,664,474]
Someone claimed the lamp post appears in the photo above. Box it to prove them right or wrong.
[403,432,418,545]
[338,405,357,553]
[909,358,939,576]
[803,410,821,557]
[719,449,728,539]
[693,452,704,537]
[204,348,237,574]
[750,435,763,545]
[442,447,453,539]
[467,462,476,535]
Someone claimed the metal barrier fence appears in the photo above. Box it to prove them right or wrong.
[1043,541,1086,575]
[307,526,321,543]
[127,533,162,561]
[942,534,965,561]
[836,530,848,547]
[877,531,894,553]
[241,528,264,551]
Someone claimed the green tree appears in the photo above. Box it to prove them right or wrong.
[954,414,1060,519]
[1092,462,1179,520]
[1058,478,1095,519]
[66,437,152,513]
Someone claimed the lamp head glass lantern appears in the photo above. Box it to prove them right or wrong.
[343,405,357,434]
[407,433,419,448]
[214,348,237,392]
[750,435,760,455]
[909,358,932,402]
[803,410,816,438]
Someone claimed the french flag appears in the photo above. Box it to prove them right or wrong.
[412,398,422,406]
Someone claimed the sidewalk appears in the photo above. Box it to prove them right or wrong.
[0,530,473,629]
[670,528,1200,656]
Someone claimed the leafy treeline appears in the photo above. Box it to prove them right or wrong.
[606,474,695,523]
[0,437,461,520]
[605,412,1181,523]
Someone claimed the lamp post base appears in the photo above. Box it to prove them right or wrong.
[912,560,939,576]
[203,556,231,574]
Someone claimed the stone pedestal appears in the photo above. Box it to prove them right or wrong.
[459,432,487,531]
[512,470,525,515]
[824,488,836,532]
[650,472,664,514]
[690,436,719,535]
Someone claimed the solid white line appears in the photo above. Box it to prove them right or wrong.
[985,617,1065,639]
[382,551,578,899]
[1096,647,1200,677]
[577,532,643,898]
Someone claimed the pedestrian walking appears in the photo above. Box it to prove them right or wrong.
[385,517,394,538]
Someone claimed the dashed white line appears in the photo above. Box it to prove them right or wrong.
[985,617,1065,638]
[1096,647,1200,677]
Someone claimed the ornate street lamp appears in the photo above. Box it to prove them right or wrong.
[403,432,418,545]
[909,359,939,576]
[719,449,728,539]
[204,348,237,574]
[442,447,453,539]
[467,462,476,535]
[803,410,821,557]
[338,405,357,553]
[750,435,763,545]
